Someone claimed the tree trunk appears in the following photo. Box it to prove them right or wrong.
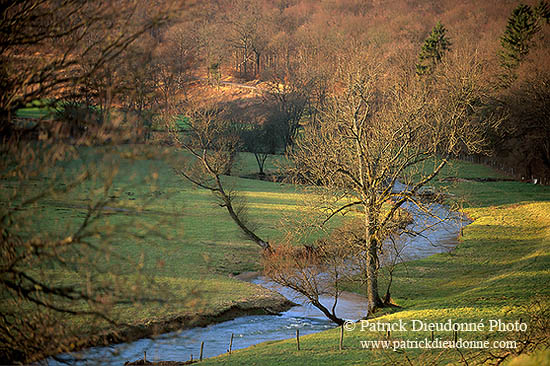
[217,181,270,251]
[311,300,344,325]
[255,51,261,76]
[254,152,267,177]
[383,268,393,305]
[243,46,248,76]
[366,239,383,315]
[365,210,384,315]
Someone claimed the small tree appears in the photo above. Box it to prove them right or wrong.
[172,107,270,250]
[241,120,284,177]
[263,239,349,325]
[263,87,309,151]
[416,22,451,76]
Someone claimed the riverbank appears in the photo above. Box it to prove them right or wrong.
[8,147,308,364]
[48,284,294,364]
[38,157,549,365]
[199,162,550,365]
[57,190,466,365]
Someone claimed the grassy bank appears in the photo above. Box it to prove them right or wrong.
[200,160,550,365]
[1,145,306,355]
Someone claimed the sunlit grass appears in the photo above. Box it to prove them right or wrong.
[200,161,550,366]
[6,144,550,363]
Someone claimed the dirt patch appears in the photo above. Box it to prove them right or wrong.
[232,271,261,281]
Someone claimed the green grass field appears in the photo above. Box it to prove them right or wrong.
[15,99,57,119]
[2,145,313,336]
[5,146,549,364]
[198,160,550,365]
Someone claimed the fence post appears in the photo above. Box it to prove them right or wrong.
[229,333,234,354]
[296,329,300,351]
[339,324,344,350]
[200,341,204,361]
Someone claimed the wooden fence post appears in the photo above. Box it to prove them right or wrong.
[296,329,300,351]
[339,325,344,350]
[200,341,204,361]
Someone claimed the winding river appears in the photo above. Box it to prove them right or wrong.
[48,201,469,365]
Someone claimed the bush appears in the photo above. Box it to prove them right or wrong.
[54,102,103,137]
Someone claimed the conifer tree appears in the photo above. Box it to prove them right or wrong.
[499,1,550,86]
[416,22,451,76]
[535,0,550,24]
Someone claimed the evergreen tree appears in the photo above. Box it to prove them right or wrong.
[499,1,550,86]
[534,0,550,23]
[416,22,451,76]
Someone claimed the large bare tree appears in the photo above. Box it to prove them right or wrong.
[284,50,492,315]
[0,0,177,129]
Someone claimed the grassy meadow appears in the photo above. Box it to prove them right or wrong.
[2,145,309,336]
[5,144,549,364]
[198,160,550,365]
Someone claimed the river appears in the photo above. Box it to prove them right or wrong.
[47,201,468,365]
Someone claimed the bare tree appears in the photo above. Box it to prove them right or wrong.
[152,20,198,107]
[262,239,348,325]
[262,204,411,324]
[489,70,550,183]
[224,0,271,78]
[285,50,492,315]
[171,106,270,250]
[0,0,177,130]
[194,15,226,86]
[262,67,314,151]
[118,36,159,141]
[240,118,284,177]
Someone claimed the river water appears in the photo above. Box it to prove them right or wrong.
[47,201,468,365]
